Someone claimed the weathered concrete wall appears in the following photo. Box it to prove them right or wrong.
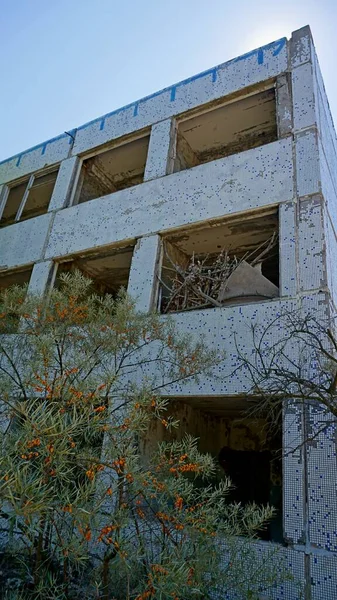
[279,202,297,297]
[283,404,306,545]
[48,156,80,211]
[0,213,53,268]
[0,133,74,186]
[306,408,337,552]
[127,235,162,312]
[44,139,293,260]
[132,292,326,399]
[143,119,175,181]
[298,196,327,293]
[325,210,337,310]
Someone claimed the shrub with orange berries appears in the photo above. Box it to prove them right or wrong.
[0,272,284,599]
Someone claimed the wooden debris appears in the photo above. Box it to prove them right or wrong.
[160,234,278,313]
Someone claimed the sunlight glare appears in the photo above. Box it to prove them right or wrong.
[245,23,291,52]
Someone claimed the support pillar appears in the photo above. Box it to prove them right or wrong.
[27,260,56,296]
[48,156,80,211]
[143,119,176,181]
[127,235,162,312]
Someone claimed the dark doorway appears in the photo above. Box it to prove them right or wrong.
[219,446,283,543]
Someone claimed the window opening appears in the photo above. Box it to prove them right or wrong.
[55,245,134,297]
[174,88,277,172]
[75,135,150,205]
[0,169,58,227]
[159,211,279,313]
[0,267,33,333]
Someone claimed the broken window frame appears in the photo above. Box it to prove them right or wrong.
[0,167,59,227]
[71,130,151,207]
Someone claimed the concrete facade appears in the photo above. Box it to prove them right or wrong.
[0,25,336,599]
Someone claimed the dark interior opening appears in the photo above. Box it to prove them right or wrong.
[20,171,58,221]
[0,267,33,332]
[144,397,283,543]
[75,135,150,205]
[55,245,134,297]
[0,267,33,291]
[0,170,58,227]
[218,446,283,542]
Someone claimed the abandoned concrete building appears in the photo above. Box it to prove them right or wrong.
[0,24,336,599]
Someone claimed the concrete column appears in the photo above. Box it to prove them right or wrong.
[143,119,176,181]
[127,235,162,312]
[27,260,56,296]
[294,131,324,295]
[289,32,337,592]
[290,27,326,297]
[276,74,292,138]
[290,25,312,69]
[279,202,297,297]
[48,156,80,211]
[298,196,327,293]
[283,403,306,545]
[291,27,320,200]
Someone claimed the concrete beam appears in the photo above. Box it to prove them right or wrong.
[45,139,294,260]
[86,158,117,194]
[0,213,53,269]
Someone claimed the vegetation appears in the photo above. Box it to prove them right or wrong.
[0,272,289,599]
[234,309,337,444]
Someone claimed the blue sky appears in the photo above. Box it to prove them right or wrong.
[1,0,337,161]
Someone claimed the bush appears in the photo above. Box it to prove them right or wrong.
[0,272,286,599]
